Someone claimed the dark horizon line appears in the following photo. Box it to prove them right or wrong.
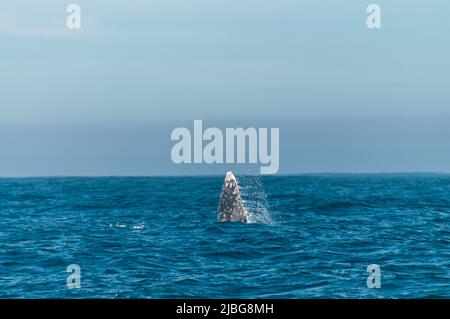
[1,171,450,179]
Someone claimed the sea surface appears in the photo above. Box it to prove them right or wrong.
[0,174,449,298]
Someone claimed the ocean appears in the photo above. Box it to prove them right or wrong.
[0,174,449,298]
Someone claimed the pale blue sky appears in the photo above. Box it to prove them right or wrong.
[1,0,450,176]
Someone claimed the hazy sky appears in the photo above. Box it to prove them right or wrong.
[1,0,450,176]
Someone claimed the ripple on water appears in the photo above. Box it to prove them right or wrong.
[0,175,449,298]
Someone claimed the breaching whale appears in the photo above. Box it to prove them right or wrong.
[217,171,248,223]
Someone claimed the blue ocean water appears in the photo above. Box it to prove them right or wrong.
[0,174,449,298]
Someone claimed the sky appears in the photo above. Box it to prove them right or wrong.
[1,0,450,176]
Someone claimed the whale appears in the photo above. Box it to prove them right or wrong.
[217,171,248,222]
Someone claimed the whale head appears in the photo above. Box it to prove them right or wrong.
[217,171,248,223]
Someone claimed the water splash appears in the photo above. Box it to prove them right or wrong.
[237,175,273,224]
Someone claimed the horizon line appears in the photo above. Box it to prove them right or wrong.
[1,171,450,179]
